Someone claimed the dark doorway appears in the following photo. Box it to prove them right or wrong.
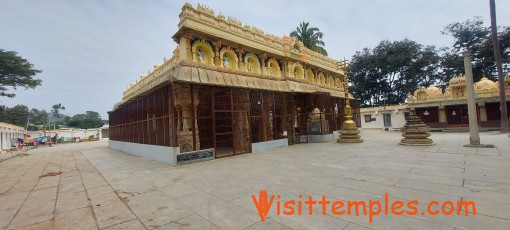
[213,88,251,158]
[213,89,234,157]
[446,105,470,126]
[383,113,392,127]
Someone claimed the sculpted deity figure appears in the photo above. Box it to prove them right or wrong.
[269,66,273,75]
[197,48,205,63]
[457,88,464,97]
[246,62,253,72]
[223,55,230,67]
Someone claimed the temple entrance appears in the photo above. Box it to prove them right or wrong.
[445,105,470,126]
[213,88,250,158]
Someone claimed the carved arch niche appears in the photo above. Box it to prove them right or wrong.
[219,47,238,70]
[335,76,343,89]
[244,53,261,74]
[266,58,281,77]
[306,68,315,83]
[289,62,304,79]
[318,72,326,86]
[327,74,335,88]
[192,39,215,65]
[414,88,428,101]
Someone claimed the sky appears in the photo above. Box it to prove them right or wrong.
[1,0,509,119]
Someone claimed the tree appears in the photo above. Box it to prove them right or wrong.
[29,108,49,125]
[290,22,328,56]
[67,111,104,129]
[350,39,441,107]
[51,103,66,119]
[441,17,510,82]
[27,108,49,130]
[0,104,29,127]
[0,49,42,98]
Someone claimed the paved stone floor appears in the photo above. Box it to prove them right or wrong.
[1,131,510,229]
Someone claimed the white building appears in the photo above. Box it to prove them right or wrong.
[0,122,25,150]
[360,105,408,131]
[26,128,102,141]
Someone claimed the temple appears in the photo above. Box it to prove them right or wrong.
[408,75,510,129]
[108,3,360,165]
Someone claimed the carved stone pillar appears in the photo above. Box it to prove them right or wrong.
[260,53,267,75]
[173,84,200,152]
[213,41,221,66]
[262,93,274,141]
[438,105,446,123]
[236,48,244,71]
[232,91,250,153]
[282,60,288,78]
[478,102,487,122]
[313,69,319,84]
[179,33,193,61]
[178,33,193,62]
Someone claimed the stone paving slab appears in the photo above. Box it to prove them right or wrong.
[0,131,509,229]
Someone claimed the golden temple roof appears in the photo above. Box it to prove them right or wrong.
[408,75,510,104]
[114,3,350,110]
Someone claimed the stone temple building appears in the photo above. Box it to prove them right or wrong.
[108,3,360,165]
[408,75,510,129]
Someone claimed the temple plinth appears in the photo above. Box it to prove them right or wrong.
[400,109,434,146]
[338,64,363,143]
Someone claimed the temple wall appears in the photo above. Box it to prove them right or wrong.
[251,139,288,153]
[109,140,180,165]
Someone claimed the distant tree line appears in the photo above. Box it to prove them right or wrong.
[0,104,106,130]
[349,17,510,107]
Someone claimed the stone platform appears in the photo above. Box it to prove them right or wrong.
[1,132,510,229]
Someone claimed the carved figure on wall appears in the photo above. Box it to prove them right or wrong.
[223,55,230,67]
[197,48,205,63]
[246,62,253,72]
[417,92,424,101]
[457,88,464,97]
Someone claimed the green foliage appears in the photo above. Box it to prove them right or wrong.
[27,125,40,131]
[350,17,509,107]
[0,103,102,130]
[350,39,440,107]
[441,17,510,82]
[290,22,328,56]
[29,108,49,125]
[0,104,29,127]
[0,49,42,98]
[67,111,104,129]
[51,103,66,119]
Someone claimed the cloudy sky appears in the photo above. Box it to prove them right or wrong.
[1,0,509,119]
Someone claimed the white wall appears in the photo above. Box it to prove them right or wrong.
[26,128,102,141]
[361,109,407,130]
[0,124,25,150]
[109,140,179,165]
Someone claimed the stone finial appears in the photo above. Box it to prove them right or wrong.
[227,16,242,26]
[216,12,225,21]
[449,75,466,86]
[197,3,214,16]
